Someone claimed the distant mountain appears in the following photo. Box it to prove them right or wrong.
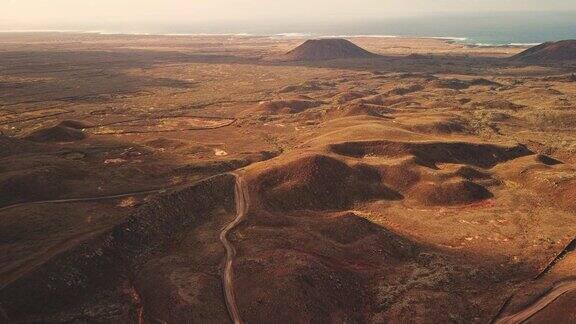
[513,40,576,62]
[283,39,378,61]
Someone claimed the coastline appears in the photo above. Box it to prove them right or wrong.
[0,29,543,48]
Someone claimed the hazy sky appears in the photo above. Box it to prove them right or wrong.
[3,0,576,25]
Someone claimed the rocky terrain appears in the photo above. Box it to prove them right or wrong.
[0,33,575,323]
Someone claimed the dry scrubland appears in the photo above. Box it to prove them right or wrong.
[0,33,575,323]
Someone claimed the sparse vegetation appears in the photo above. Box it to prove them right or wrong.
[1,33,575,323]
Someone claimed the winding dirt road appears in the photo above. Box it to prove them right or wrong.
[220,174,248,324]
[495,280,576,324]
[0,188,169,213]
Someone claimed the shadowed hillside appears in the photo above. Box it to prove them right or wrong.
[282,39,378,61]
[513,40,576,62]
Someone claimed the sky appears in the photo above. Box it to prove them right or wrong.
[2,0,576,26]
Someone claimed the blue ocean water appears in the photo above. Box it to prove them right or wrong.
[230,11,576,45]
[348,12,576,45]
[137,11,576,45]
[2,11,575,46]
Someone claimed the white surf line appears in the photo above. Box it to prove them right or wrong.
[220,174,248,324]
[495,280,576,324]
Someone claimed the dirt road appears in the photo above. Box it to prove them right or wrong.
[220,174,248,324]
[0,188,169,213]
[495,280,576,324]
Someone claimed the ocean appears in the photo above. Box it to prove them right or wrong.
[2,11,575,46]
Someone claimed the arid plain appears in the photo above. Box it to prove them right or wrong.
[0,33,575,323]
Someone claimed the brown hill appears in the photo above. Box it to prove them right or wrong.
[409,179,493,206]
[0,174,237,323]
[255,154,401,211]
[254,99,323,115]
[283,39,378,61]
[512,40,576,62]
[25,122,88,142]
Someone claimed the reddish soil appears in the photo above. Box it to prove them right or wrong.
[0,34,575,323]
